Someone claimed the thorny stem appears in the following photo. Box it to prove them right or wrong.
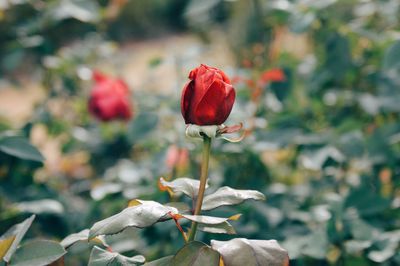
[188,135,211,241]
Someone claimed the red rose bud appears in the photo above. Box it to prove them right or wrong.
[181,64,235,126]
[88,71,133,121]
[260,68,286,84]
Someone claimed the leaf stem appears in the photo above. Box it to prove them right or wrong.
[188,135,211,241]
[168,212,188,243]
[174,218,188,243]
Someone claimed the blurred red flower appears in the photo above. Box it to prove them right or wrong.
[88,71,133,121]
[181,64,235,125]
[260,68,286,84]
[165,145,189,171]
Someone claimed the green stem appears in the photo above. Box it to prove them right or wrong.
[188,135,212,241]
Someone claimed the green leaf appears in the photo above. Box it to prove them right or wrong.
[89,200,178,239]
[299,146,344,171]
[345,186,390,216]
[60,229,90,248]
[61,229,108,249]
[289,11,316,33]
[198,221,236,235]
[179,214,241,225]
[90,182,122,201]
[47,0,100,23]
[143,255,173,266]
[301,229,329,259]
[164,202,191,214]
[128,112,158,142]
[348,218,376,241]
[282,228,329,260]
[159,177,208,199]
[1,50,25,71]
[0,136,44,162]
[367,229,400,263]
[368,242,398,263]
[202,186,265,211]
[383,40,400,71]
[14,199,64,214]
[0,215,35,262]
[324,33,352,81]
[344,240,372,253]
[9,240,66,266]
[170,241,220,266]
[211,238,289,266]
[281,236,308,260]
[88,246,145,266]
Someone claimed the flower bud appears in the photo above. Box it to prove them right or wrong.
[88,71,133,122]
[181,64,235,126]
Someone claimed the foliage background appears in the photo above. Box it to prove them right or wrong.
[1,0,400,265]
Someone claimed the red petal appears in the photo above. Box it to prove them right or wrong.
[194,80,231,125]
[115,79,130,95]
[96,96,120,121]
[117,97,133,120]
[180,81,195,124]
[223,84,235,121]
[189,64,207,80]
[92,70,108,83]
[218,69,231,84]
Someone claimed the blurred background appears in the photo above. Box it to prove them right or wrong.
[1,0,400,265]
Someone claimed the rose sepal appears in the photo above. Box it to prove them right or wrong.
[185,123,244,142]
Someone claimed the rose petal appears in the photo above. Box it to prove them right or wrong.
[195,80,228,125]
[181,81,195,124]
[223,84,235,120]
[92,70,108,83]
